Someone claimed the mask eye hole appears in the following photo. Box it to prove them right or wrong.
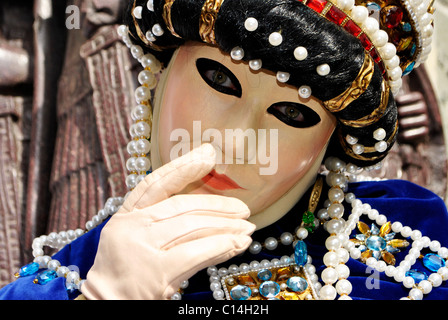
[268,102,322,128]
[196,58,242,98]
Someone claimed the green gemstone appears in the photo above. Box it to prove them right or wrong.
[302,211,315,224]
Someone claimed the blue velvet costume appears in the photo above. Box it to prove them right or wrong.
[1,179,447,300]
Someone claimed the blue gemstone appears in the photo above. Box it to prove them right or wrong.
[403,62,415,76]
[257,269,272,281]
[370,224,380,235]
[230,285,252,300]
[402,22,412,32]
[287,276,308,293]
[35,270,58,285]
[423,253,446,272]
[294,241,308,266]
[18,262,40,277]
[259,281,280,299]
[406,269,428,284]
[366,236,387,251]
[356,234,366,241]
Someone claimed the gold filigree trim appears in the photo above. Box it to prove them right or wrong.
[163,0,182,38]
[338,80,390,128]
[199,0,225,44]
[323,52,374,113]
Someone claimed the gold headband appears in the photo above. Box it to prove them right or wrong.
[163,0,182,38]
[338,80,390,128]
[199,0,225,44]
[339,120,399,162]
[323,52,374,113]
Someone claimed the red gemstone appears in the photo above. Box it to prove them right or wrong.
[378,61,386,76]
[326,6,347,25]
[382,6,403,29]
[370,48,381,64]
[307,0,328,13]
[343,19,362,37]
[359,33,373,51]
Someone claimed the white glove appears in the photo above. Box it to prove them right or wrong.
[81,144,255,300]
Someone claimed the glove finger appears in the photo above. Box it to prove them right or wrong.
[141,194,251,222]
[151,214,256,250]
[119,143,216,213]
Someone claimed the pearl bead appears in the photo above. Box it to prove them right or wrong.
[117,25,128,37]
[325,236,342,251]
[391,221,403,232]
[322,267,338,284]
[294,46,308,61]
[438,247,448,258]
[403,276,415,288]
[244,17,259,31]
[249,59,262,70]
[135,86,151,102]
[350,248,361,259]
[372,30,389,47]
[138,70,156,87]
[328,203,344,219]
[298,85,312,99]
[430,240,441,251]
[328,187,345,203]
[249,241,262,254]
[296,227,309,240]
[133,6,143,19]
[428,273,443,287]
[401,226,412,238]
[389,66,402,81]
[230,47,244,60]
[280,232,294,245]
[409,288,423,300]
[316,64,330,76]
[345,135,358,145]
[213,289,225,300]
[418,280,432,294]
[336,279,352,295]
[265,237,278,250]
[375,141,388,152]
[375,214,387,226]
[363,17,379,34]
[351,6,368,24]
[352,144,365,155]
[380,43,397,60]
[373,128,386,141]
[131,45,144,59]
[146,31,156,42]
[140,54,162,73]
[336,248,350,263]
[323,251,339,267]
[152,24,164,37]
[337,0,354,10]
[268,32,283,46]
[135,139,151,154]
[438,267,448,280]
[147,0,154,11]
[320,284,337,300]
[325,218,345,234]
[277,71,290,83]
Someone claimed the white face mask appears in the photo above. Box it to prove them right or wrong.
[150,42,337,230]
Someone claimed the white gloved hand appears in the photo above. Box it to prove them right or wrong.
[81,144,255,300]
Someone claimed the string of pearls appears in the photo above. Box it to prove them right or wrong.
[117,24,161,192]
[30,197,124,292]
